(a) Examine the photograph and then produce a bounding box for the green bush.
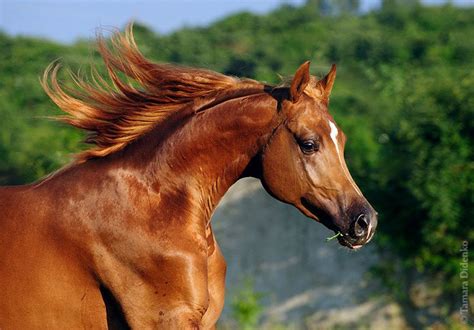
[231,279,264,330]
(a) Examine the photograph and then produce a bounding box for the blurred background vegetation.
[0,0,473,327]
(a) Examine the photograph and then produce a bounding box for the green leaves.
[231,278,264,330]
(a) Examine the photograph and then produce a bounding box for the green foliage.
[0,33,86,184]
[231,279,264,330]
[0,1,472,313]
[370,65,474,292]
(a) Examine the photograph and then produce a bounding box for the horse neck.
[133,92,279,223]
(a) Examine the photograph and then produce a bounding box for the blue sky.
[0,0,472,44]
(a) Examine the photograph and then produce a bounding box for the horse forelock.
[41,24,263,162]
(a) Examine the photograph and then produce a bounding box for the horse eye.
[299,139,319,154]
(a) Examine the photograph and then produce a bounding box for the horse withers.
[0,27,377,329]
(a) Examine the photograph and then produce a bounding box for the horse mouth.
[300,198,356,249]
[336,234,363,250]
[335,221,376,250]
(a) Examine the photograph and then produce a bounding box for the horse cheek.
[260,128,303,204]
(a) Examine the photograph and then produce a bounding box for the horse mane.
[41,25,262,162]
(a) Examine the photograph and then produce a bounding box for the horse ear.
[289,61,311,103]
[316,64,337,100]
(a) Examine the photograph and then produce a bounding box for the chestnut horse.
[0,27,377,329]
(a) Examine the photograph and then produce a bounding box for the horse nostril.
[353,213,369,237]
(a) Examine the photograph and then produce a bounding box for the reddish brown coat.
[0,26,377,329]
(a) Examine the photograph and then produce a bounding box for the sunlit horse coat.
[0,26,377,329]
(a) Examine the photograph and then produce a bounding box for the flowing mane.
[41,25,262,161]
[3,35,378,328]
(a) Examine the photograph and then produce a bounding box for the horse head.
[258,62,377,249]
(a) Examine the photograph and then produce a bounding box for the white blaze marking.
[328,120,363,197]
[329,121,340,156]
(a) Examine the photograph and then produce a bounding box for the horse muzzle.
[336,209,378,249]
[300,197,378,249]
